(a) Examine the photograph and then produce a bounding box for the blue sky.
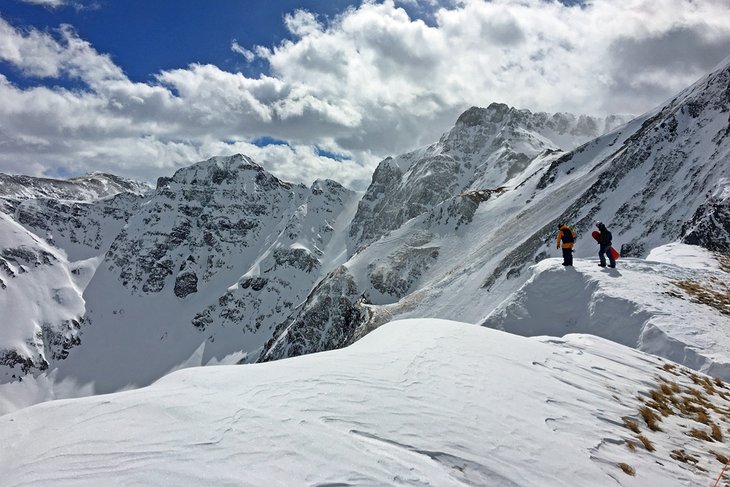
[1,0,361,83]
[0,0,728,188]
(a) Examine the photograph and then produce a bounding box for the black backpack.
[561,226,574,244]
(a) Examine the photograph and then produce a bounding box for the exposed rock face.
[174,271,199,299]
[682,197,730,253]
[0,214,94,381]
[259,266,367,362]
[368,234,440,299]
[105,155,293,295]
[50,155,361,392]
[14,193,143,261]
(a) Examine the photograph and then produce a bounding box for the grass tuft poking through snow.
[617,462,636,476]
[637,434,655,451]
[689,428,714,442]
[712,423,724,442]
[711,450,729,464]
[623,417,641,434]
[672,279,730,315]
[621,363,730,479]
[717,253,730,274]
[640,405,663,431]
[671,449,702,467]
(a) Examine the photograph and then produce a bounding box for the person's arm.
[556,230,562,249]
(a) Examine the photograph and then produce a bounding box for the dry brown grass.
[696,408,711,425]
[661,363,681,376]
[703,377,717,396]
[623,418,641,434]
[687,388,713,408]
[716,377,726,388]
[626,439,637,452]
[647,398,673,417]
[688,428,713,441]
[659,381,681,395]
[712,422,724,442]
[640,406,663,431]
[711,450,729,464]
[637,434,655,451]
[671,449,700,464]
[673,279,730,315]
[716,253,730,274]
[617,463,635,476]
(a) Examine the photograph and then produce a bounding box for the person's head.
[596,221,605,230]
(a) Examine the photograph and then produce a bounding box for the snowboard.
[591,231,620,261]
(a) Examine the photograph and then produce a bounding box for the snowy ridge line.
[482,245,730,379]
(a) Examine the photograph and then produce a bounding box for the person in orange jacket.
[556,223,576,266]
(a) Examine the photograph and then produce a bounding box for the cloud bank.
[1,0,729,189]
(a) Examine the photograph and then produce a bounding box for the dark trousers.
[599,244,616,267]
[562,247,573,266]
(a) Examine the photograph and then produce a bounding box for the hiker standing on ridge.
[556,223,576,266]
[595,221,616,268]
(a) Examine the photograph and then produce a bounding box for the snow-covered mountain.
[0,172,150,203]
[348,104,630,253]
[44,154,359,393]
[0,174,150,382]
[263,54,729,364]
[0,57,728,427]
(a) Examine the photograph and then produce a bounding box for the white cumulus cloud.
[0,0,729,190]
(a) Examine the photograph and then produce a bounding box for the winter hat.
[595,221,603,227]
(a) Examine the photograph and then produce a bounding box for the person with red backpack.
[595,221,616,268]
[556,223,576,266]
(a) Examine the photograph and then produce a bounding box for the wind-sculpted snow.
[3,319,730,486]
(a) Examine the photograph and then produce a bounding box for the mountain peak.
[455,104,512,127]
[157,153,293,191]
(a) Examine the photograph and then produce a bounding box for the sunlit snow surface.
[0,318,725,486]
[482,243,730,378]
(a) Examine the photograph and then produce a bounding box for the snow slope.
[0,174,148,380]
[0,212,93,380]
[482,244,730,379]
[2,319,729,486]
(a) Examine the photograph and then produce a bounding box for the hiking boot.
[598,264,606,267]
[608,264,616,268]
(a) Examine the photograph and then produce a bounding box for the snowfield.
[482,243,730,380]
[2,318,729,486]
